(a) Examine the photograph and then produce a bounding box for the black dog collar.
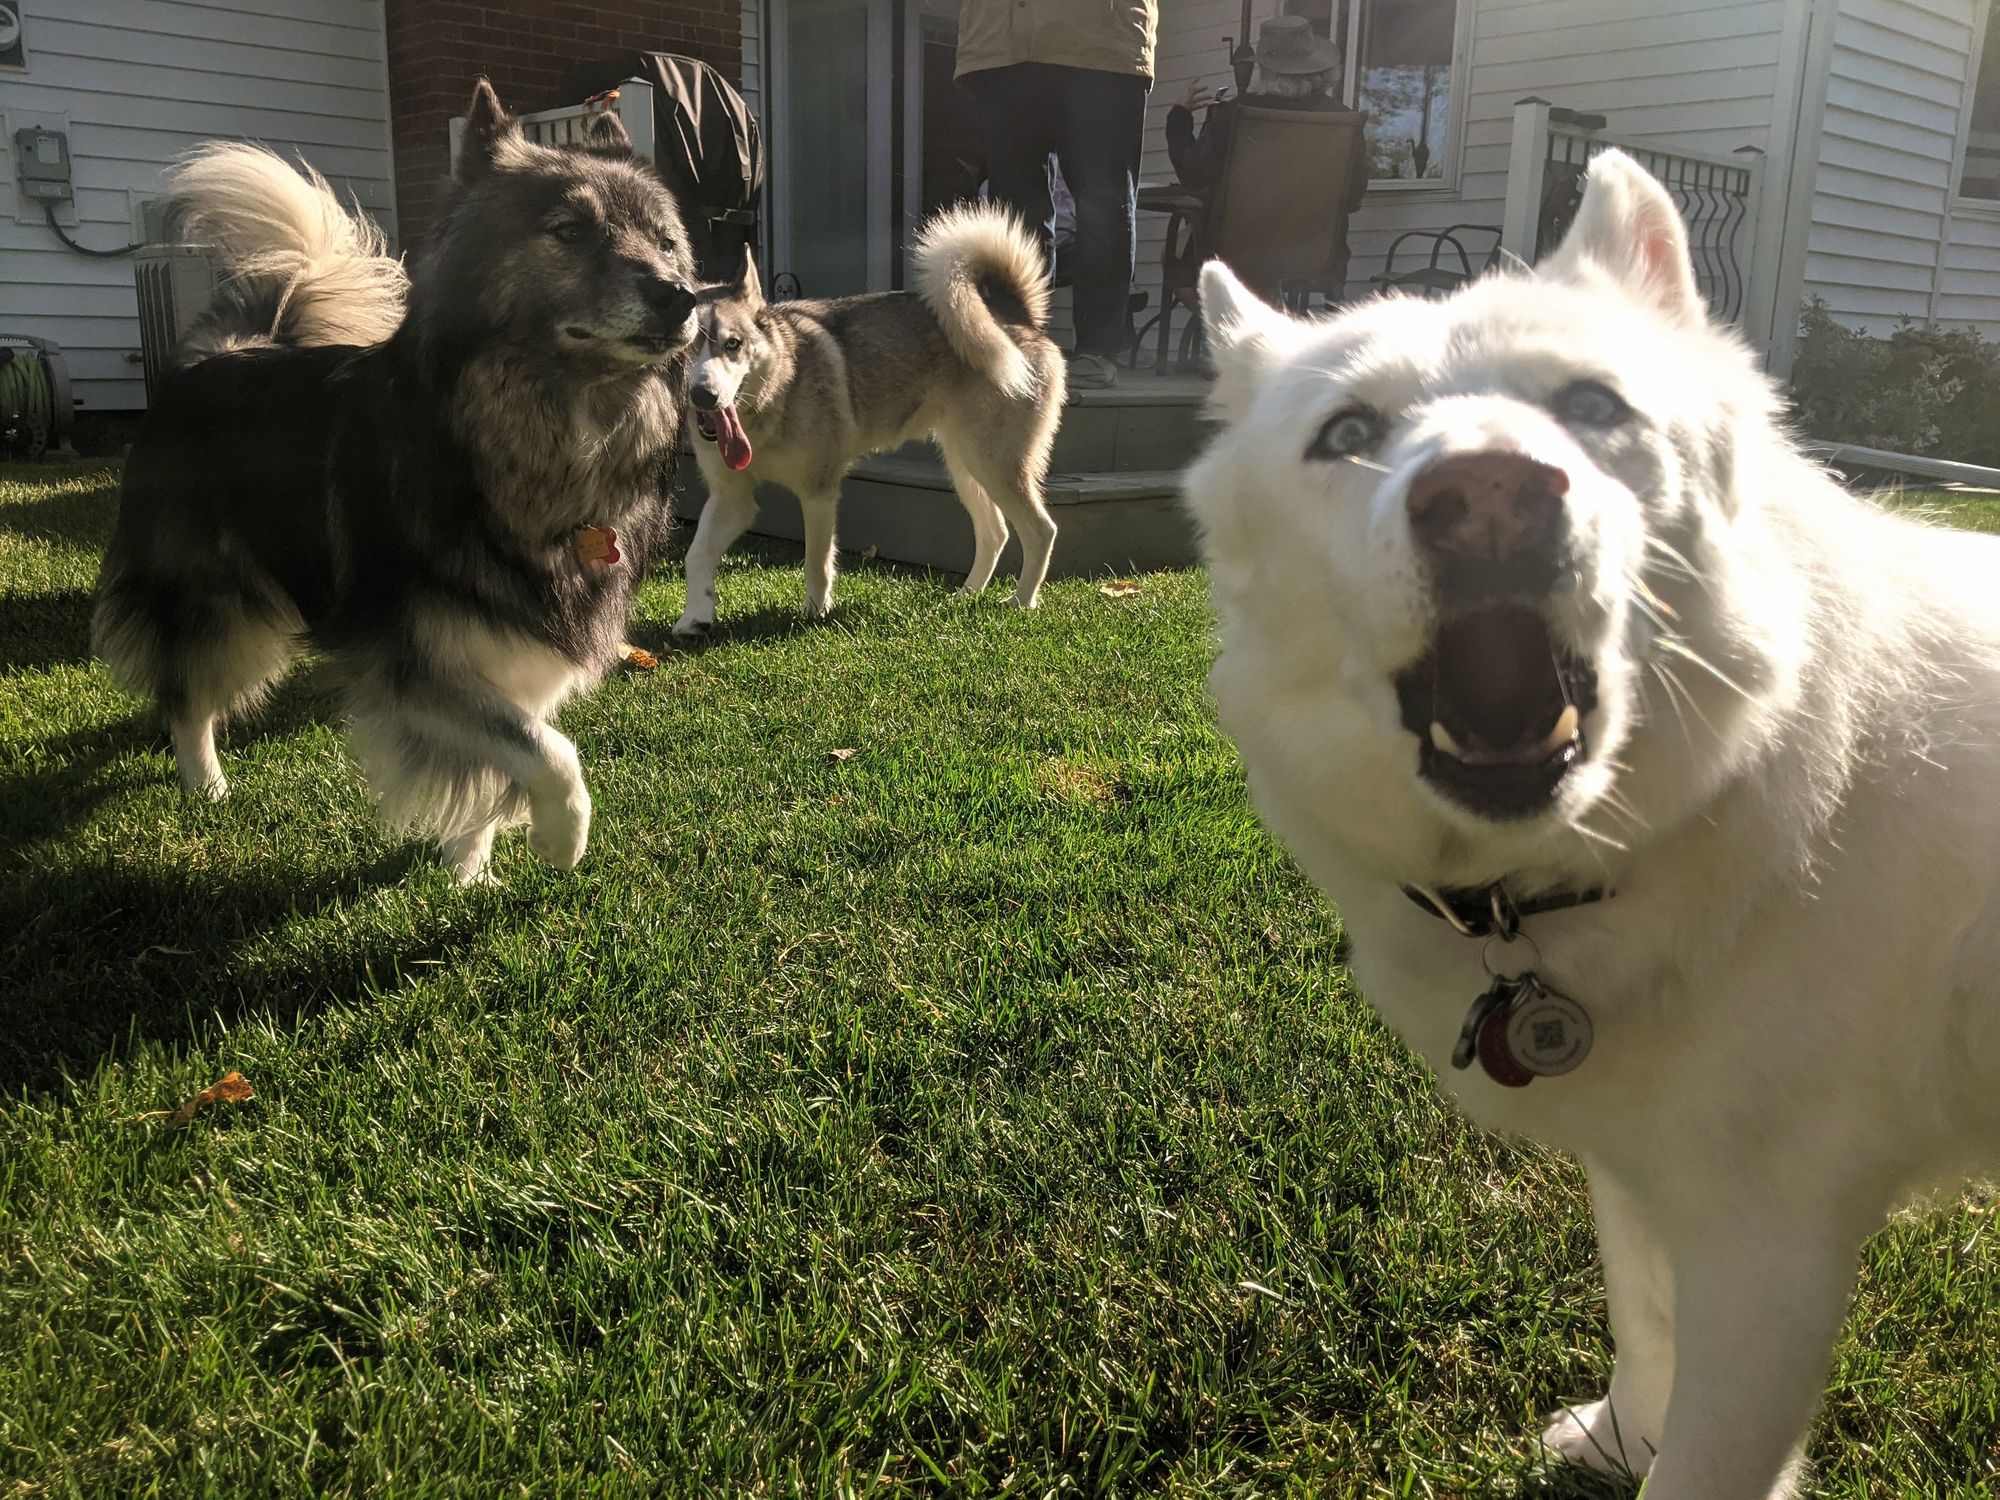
[1402,882,1612,940]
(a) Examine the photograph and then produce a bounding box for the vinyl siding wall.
[1803,0,1985,332]
[0,0,396,413]
[1146,0,1793,303]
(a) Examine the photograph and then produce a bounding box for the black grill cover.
[564,53,764,284]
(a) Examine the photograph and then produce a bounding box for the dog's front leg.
[674,471,759,637]
[799,491,839,618]
[1543,1163,1673,1480]
[1637,1183,1873,1500]
[388,686,592,876]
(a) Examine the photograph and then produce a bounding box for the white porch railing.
[1500,97,1767,337]
[447,80,657,173]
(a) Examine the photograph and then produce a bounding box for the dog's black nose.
[689,386,720,411]
[643,278,696,324]
[1407,450,1570,593]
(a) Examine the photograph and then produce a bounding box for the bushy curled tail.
[168,142,408,361]
[912,202,1052,398]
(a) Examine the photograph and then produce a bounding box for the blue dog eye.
[1554,380,1630,428]
[1308,407,1384,460]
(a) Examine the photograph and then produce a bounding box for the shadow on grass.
[0,843,498,1095]
[3,669,342,846]
[0,589,93,674]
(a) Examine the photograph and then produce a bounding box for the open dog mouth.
[693,406,754,471]
[1394,605,1597,820]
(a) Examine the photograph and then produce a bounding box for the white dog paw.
[528,789,591,871]
[1541,1399,1653,1479]
[183,771,229,801]
[671,612,713,639]
[803,596,832,620]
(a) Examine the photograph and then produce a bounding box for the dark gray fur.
[92,82,698,880]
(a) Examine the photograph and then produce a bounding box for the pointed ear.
[1200,261,1290,422]
[1540,149,1703,325]
[737,250,763,305]
[456,78,519,185]
[585,108,632,154]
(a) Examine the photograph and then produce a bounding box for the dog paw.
[803,596,832,620]
[528,787,592,870]
[1541,1400,1653,1479]
[1008,592,1041,610]
[181,769,229,801]
[671,613,713,639]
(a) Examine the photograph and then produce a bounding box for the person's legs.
[966,64,1058,265]
[1055,67,1147,361]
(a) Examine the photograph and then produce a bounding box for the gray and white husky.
[674,204,1066,635]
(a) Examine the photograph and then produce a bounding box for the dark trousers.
[964,62,1148,358]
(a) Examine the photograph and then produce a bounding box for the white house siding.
[1144,0,1792,304]
[1798,0,1979,331]
[739,0,762,124]
[0,0,396,412]
[1937,205,2000,332]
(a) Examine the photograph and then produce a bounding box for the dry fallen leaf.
[166,1071,255,1130]
[1099,579,1141,598]
[144,945,193,957]
[621,645,660,671]
[860,544,879,561]
[827,747,859,764]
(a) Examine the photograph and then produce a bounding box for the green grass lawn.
[2,462,1994,1497]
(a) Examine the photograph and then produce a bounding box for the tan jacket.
[954,0,1158,82]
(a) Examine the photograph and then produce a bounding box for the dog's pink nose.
[1406,451,1570,565]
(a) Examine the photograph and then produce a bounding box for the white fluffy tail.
[912,203,1052,398]
[168,142,408,357]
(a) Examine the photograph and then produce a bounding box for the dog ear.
[585,109,632,154]
[736,249,764,306]
[1540,150,1703,325]
[456,78,522,185]
[1200,261,1290,423]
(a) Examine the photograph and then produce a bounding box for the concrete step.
[675,456,1197,579]
[1052,375,1215,473]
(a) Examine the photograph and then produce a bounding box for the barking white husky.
[1186,149,2000,1497]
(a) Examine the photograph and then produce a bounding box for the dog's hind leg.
[939,443,1010,596]
[674,469,760,637]
[953,446,1057,609]
[799,490,840,619]
[94,570,301,799]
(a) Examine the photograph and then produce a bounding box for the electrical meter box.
[14,126,73,204]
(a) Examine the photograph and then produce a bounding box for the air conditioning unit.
[132,244,221,404]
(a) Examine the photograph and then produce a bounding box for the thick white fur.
[168,142,408,349]
[1186,150,2000,1497]
[911,202,1052,398]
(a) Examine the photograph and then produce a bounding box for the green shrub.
[1786,298,2000,466]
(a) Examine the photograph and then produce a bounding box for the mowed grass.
[1,462,1994,1498]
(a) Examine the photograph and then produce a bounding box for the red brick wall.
[386,0,744,250]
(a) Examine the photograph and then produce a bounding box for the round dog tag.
[1503,979,1593,1077]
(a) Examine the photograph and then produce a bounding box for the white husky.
[1186,149,2000,1497]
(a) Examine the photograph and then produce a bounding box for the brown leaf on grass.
[1099,579,1141,598]
[860,544,880,561]
[166,1072,255,1129]
[621,645,660,671]
[826,747,859,764]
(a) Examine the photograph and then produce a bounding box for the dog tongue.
[716,406,753,471]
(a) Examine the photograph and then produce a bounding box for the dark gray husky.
[94,82,696,882]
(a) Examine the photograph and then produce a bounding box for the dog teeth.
[1539,704,1582,756]
[1430,720,1467,758]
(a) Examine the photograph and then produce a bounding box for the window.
[1960,5,2000,200]
[1283,0,1462,184]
